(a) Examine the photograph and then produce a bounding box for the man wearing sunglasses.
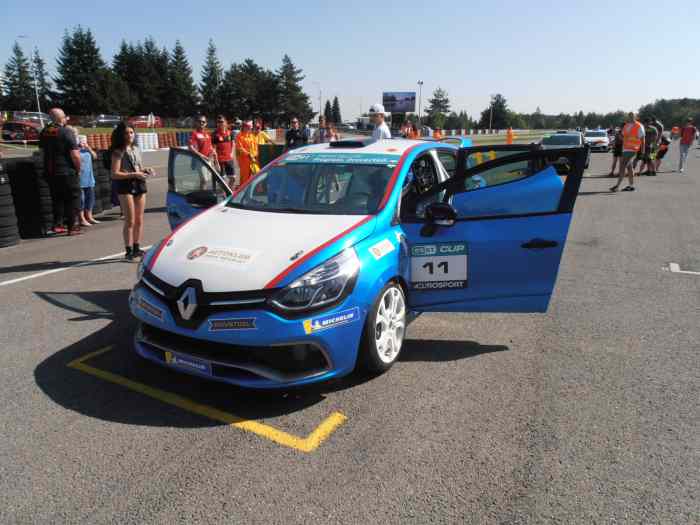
[212,115,236,188]
[189,116,216,164]
[285,117,307,150]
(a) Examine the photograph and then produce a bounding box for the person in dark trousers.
[39,108,82,235]
[285,117,307,150]
[111,122,154,261]
[211,115,236,188]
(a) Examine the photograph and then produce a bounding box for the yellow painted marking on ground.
[67,346,347,452]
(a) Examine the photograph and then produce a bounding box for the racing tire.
[360,281,407,373]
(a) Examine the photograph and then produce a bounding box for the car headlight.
[271,249,361,312]
[136,258,145,282]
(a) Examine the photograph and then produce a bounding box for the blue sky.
[2,0,698,119]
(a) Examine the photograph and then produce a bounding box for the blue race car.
[129,138,586,388]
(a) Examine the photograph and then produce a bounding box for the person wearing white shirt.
[369,104,391,142]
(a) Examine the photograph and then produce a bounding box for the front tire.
[360,282,407,373]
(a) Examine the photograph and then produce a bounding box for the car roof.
[292,138,428,157]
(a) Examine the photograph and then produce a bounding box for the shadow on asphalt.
[145,206,166,214]
[34,288,507,429]
[0,258,127,275]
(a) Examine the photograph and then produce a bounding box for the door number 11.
[422,261,449,275]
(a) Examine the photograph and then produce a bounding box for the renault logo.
[177,287,197,320]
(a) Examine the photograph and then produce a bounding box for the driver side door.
[166,148,231,230]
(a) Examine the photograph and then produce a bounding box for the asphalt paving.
[0,145,698,524]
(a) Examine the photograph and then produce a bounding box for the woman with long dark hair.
[110,123,153,261]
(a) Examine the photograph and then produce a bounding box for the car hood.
[150,205,375,292]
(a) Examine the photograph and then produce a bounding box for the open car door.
[166,148,232,230]
[400,144,586,313]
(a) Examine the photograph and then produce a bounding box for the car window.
[436,150,456,177]
[231,162,393,215]
[171,151,218,194]
[401,154,442,219]
[462,155,532,192]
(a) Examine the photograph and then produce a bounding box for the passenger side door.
[166,148,231,230]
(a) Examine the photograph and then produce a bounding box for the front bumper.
[587,142,609,151]
[128,285,367,388]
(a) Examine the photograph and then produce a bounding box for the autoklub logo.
[187,246,208,260]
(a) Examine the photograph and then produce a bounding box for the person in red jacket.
[189,115,217,189]
[678,118,697,173]
[211,115,236,188]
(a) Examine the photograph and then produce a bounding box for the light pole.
[18,35,43,125]
[312,81,322,122]
[417,80,423,124]
[488,94,496,132]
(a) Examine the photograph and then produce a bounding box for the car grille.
[137,322,331,382]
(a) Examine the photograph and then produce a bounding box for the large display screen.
[382,92,416,113]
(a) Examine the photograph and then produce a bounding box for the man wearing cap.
[369,103,391,142]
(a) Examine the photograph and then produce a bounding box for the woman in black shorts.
[110,123,154,260]
[607,123,624,176]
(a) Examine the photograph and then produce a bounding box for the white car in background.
[583,130,610,152]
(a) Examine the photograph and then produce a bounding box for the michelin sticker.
[410,242,468,289]
[303,307,360,334]
[209,318,256,331]
[369,239,395,260]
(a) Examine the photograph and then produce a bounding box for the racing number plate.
[410,242,468,290]
[164,351,212,376]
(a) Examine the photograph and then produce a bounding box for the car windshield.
[585,131,607,137]
[230,161,395,215]
[542,135,581,146]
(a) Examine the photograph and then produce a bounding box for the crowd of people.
[609,113,697,192]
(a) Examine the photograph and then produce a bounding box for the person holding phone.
[111,122,153,261]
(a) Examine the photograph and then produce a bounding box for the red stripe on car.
[264,215,373,289]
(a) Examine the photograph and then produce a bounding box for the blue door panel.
[166,192,201,230]
[402,213,572,312]
[451,166,563,218]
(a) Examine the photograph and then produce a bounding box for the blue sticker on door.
[410,242,468,289]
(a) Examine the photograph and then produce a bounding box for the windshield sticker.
[303,307,360,334]
[209,318,257,331]
[186,246,257,265]
[410,242,468,290]
[369,238,395,261]
[284,152,400,166]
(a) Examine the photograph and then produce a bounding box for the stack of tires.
[32,153,55,235]
[0,162,20,248]
[95,155,113,214]
[5,155,54,238]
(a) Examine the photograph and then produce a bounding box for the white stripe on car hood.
[151,205,372,292]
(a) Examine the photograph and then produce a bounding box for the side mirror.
[186,190,218,208]
[420,202,458,237]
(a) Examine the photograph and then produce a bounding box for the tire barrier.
[95,158,113,213]
[3,155,53,238]
[0,162,20,248]
[135,132,159,151]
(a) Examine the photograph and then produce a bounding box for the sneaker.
[125,249,134,262]
[132,246,145,258]
[53,226,67,234]
[88,218,101,224]
[68,227,83,235]
[80,221,92,227]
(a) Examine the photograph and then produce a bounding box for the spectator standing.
[235,120,258,186]
[111,123,154,261]
[76,133,99,226]
[189,116,216,163]
[254,119,274,145]
[611,112,644,192]
[313,116,338,143]
[369,104,391,142]
[39,108,82,235]
[407,122,420,139]
[212,115,236,188]
[286,118,307,150]
[655,133,671,172]
[678,118,697,173]
[651,115,664,145]
[639,118,658,176]
[608,123,624,177]
[302,122,312,143]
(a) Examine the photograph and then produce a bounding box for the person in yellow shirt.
[235,121,259,187]
[254,118,274,145]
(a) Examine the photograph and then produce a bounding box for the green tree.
[94,68,136,114]
[2,42,35,110]
[478,94,509,129]
[444,111,461,130]
[426,87,450,127]
[276,54,314,124]
[200,40,223,117]
[54,27,106,114]
[219,59,280,124]
[324,100,333,122]
[141,38,170,115]
[31,48,53,111]
[167,40,198,117]
[331,96,342,124]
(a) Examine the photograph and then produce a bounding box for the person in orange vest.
[407,122,420,140]
[432,128,443,140]
[611,112,645,192]
[235,120,258,187]
[506,127,514,144]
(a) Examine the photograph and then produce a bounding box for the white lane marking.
[0,245,152,288]
[664,262,700,276]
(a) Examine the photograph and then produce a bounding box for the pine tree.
[426,87,451,127]
[331,96,342,124]
[54,27,106,114]
[219,59,280,124]
[31,48,52,111]
[478,94,509,129]
[94,68,136,114]
[140,38,170,115]
[167,40,198,117]
[276,55,314,124]
[324,100,333,122]
[200,40,223,117]
[2,42,35,110]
